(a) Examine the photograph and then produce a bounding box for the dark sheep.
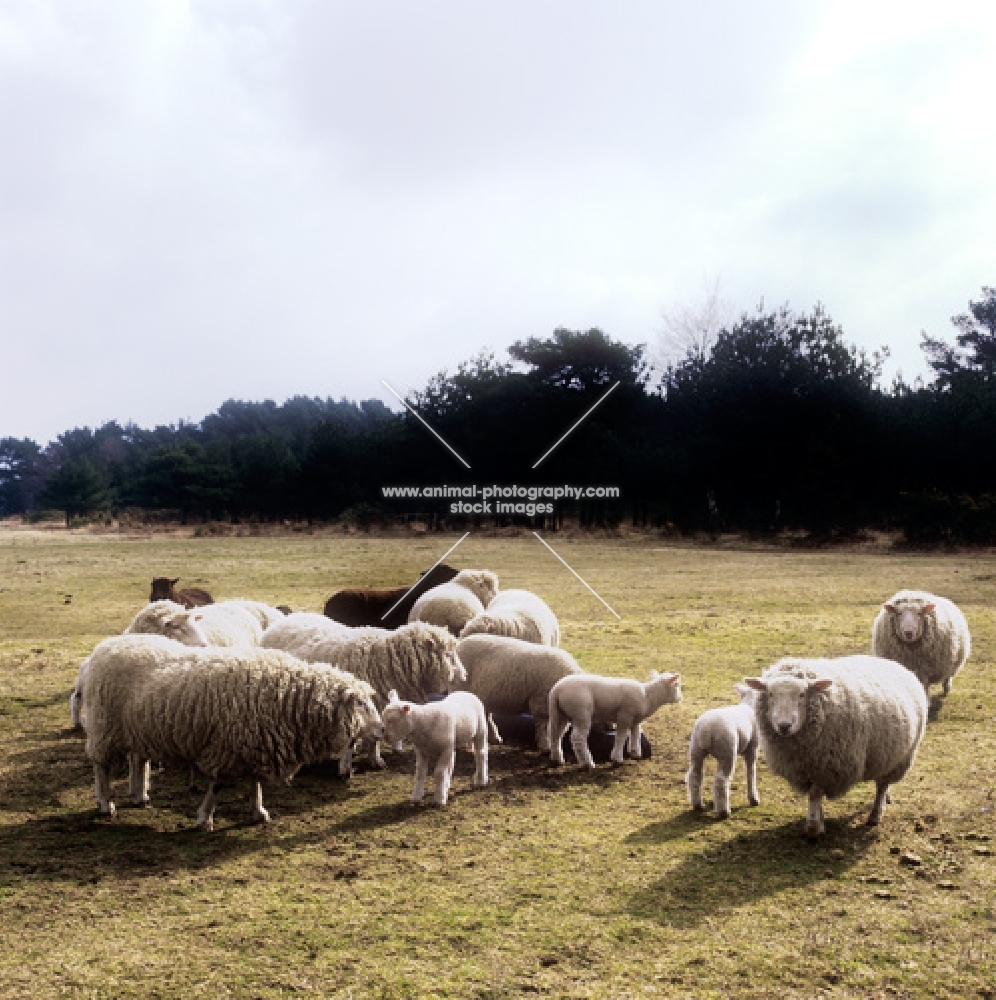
[149,577,215,609]
[323,564,459,629]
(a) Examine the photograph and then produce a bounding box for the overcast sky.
[2,0,994,444]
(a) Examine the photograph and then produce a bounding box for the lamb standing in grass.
[458,589,560,646]
[744,655,928,837]
[408,569,500,636]
[871,589,971,697]
[455,634,584,751]
[81,633,382,829]
[686,684,759,818]
[548,671,682,768]
[379,689,488,805]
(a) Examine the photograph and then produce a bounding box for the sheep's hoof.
[371,757,387,770]
[690,802,705,812]
[805,821,824,839]
[748,796,760,807]
[99,802,116,818]
[716,809,731,820]
[252,807,271,825]
[865,814,882,827]
[134,796,151,809]
[197,816,214,832]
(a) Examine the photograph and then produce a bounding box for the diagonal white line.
[382,380,471,469]
[532,532,621,619]
[532,380,620,469]
[381,532,471,621]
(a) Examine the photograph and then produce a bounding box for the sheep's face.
[746,675,832,736]
[163,613,209,647]
[885,601,935,644]
[650,670,682,704]
[356,696,384,741]
[381,694,415,743]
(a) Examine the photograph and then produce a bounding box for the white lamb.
[379,689,488,805]
[686,684,759,818]
[458,589,560,646]
[871,589,971,697]
[548,671,682,768]
[455,634,585,751]
[407,569,500,636]
[262,615,467,772]
[80,633,382,829]
[745,655,928,837]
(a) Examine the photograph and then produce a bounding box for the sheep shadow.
[625,813,876,929]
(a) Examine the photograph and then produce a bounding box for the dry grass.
[1,527,994,999]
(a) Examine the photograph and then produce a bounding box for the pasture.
[0,527,993,999]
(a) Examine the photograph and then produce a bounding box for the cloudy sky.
[2,0,994,444]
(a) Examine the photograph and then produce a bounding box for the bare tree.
[652,277,735,374]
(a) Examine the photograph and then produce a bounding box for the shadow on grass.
[626,813,877,929]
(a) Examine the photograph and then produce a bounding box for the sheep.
[744,655,928,837]
[686,684,759,817]
[162,600,286,647]
[149,577,214,608]
[458,589,560,646]
[454,634,583,751]
[380,689,488,805]
[408,569,500,636]
[871,589,971,697]
[80,633,382,830]
[324,563,459,629]
[548,671,682,768]
[262,615,467,772]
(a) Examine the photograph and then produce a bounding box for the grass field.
[1,525,994,999]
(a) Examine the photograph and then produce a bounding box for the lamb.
[324,563,459,629]
[548,671,682,768]
[149,577,214,608]
[80,633,382,830]
[408,569,500,636]
[744,655,928,837]
[380,689,488,805]
[871,589,971,697]
[454,634,584,751]
[262,615,467,771]
[686,684,759,817]
[458,589,560,646]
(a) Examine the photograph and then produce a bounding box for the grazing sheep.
[548,671,682,768]
[871,589,971,697]
[380,689,488,805]
[262,616,466,771]
[324,564,459,629]
[744,655,928,837]
[81,633,381,829]
[455,634,583,751]
[686,684,759,817]
[459,589,560,646]
[409,569,500,636]
[150,577,214,608]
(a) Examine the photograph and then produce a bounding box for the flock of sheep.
[69,570,971,839]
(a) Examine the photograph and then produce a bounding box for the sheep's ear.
[883,602,896,612]
[193,614,203,622]
[809,679,833,693]
[734,682,749,697]
[402,704,411,715]
[387,689,399,703]
[171,577,180,585]
[668,672,681,684]
[923,602,936,614]
[650,669,660,679]
[744,677,766,692]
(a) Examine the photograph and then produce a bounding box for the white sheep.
[454,634,584,751]
[80,633,382,830]
[162,599,288,647]
[548,670,682,768]
[871,589,971,697]
[262,615,467,772]
[744,655,928,837]
[686,684,759,817]
[379,689,488,805]
[407,569,500,636]
[458,589,560,646]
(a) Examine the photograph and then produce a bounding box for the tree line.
[3,287,995,541]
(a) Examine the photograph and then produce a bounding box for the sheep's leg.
[128,754,151,806]
[867,780,890,826]
[628,722,644,759]
[338,743,354,778]
[570,723,595,769]
[487,713,503,744]
[685,749,705,811]
[744,744,760,807]
[472,732,489,788]
[942,676,953,696]
[70,688,82,729]
[434,748,456,806]
[393,739,404,753]
[250,781,271,824]
[610,726,629,764]
[806,790,825,838]
[367,738,387,770]
[549,717,570,766]
[411,749,429,803]
[196,782,219,832]
[94,763,115,817]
